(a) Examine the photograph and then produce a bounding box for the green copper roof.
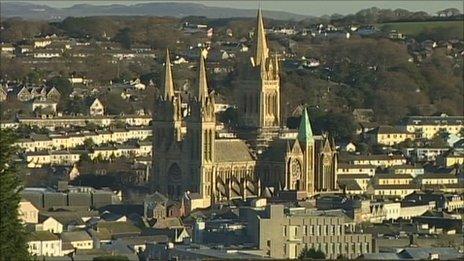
[298,108,313,142]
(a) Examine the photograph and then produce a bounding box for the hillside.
[380,20,463,40]
[0,2,309,21]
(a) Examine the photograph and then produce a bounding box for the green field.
[380,20,463,37]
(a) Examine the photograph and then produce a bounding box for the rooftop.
[61,230,92,242]
[28,231,59,242]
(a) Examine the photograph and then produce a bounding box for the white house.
[27,231,62,257]
[89,98,105,116]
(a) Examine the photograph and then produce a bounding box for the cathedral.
[152,9,337,208]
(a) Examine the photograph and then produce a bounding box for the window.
[303,226,308,236]
[283,226,287,237]
[267,240,271,247]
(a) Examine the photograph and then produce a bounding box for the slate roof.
[366,125,409,134]
[372,184,420,190]
[349,154,405,161]
[153,217,183,229]
[214,139,254,162]
[390,164,423,170]
[337,163,377,169]
[97,221,141,236]
[40,210,99,226]
[88,227,112,241]
[399,247,463,260]
[401,115,464,126]
[337,174,371,179]
[338,180,363,191]
[420,173,458,179]
[61,230,92,242]
[360,253,402,260]
[28,231,59,241]
[375,173,414,179]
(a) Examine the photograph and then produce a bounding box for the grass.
[379,20,463,36]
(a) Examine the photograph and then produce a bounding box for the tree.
[46,76,73,98]
[437,8,461,17]
[114,27,132,49]
[299,246,326,260]
[83,138,95,150]
[93,255,129,261]
[0,129,30,260]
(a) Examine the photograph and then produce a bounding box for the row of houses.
[15,127,152,152]
[3,114,151,129]
[363,114,464,146]
[24,141,152,168]
[338,170,463,198]
[20,184,189,258]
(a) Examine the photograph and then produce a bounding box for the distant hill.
[1,2,310,21]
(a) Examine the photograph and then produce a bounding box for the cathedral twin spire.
[195,52,210,104]
[255,8,269,67]
[163,49,175,100]
[162,48,211,105]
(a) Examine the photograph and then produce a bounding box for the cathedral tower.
[184,51,216,201]
[153,49,183,194]
[238,9,280,131]
[315,133,338,191]
[297,108,315,195]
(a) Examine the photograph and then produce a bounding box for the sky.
[9,0,464,16]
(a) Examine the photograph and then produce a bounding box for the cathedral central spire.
[196,51,209,103]
[163,48,175,100]
[255,8,269,67]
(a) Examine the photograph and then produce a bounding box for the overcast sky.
[11,1,464,16]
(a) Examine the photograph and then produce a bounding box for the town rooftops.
[420,173,458,179]
[29,133,51,141]
[88,227,111,241]
[61,230,92,242]
[366,125,410,134]
[398,247,463,260]
[375,173,414,179]
[400,115,464,126]
[338,180,363,191]
[337,163,377,169]
[349,154,405,161]
[214,139,254,162]
[28,231,59,241]
[96,221,141,236]
[338,174,371,179]
[372,184,420,189]
[389,164,423,170]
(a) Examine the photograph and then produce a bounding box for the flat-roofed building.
[337,164,376,176]
[388,164,424,177]
[398,114,464,139]
[366,126,415,146]
[245,204,374,259]
[348,154,406,168]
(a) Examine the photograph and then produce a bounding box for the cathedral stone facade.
[153,10,337,208]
